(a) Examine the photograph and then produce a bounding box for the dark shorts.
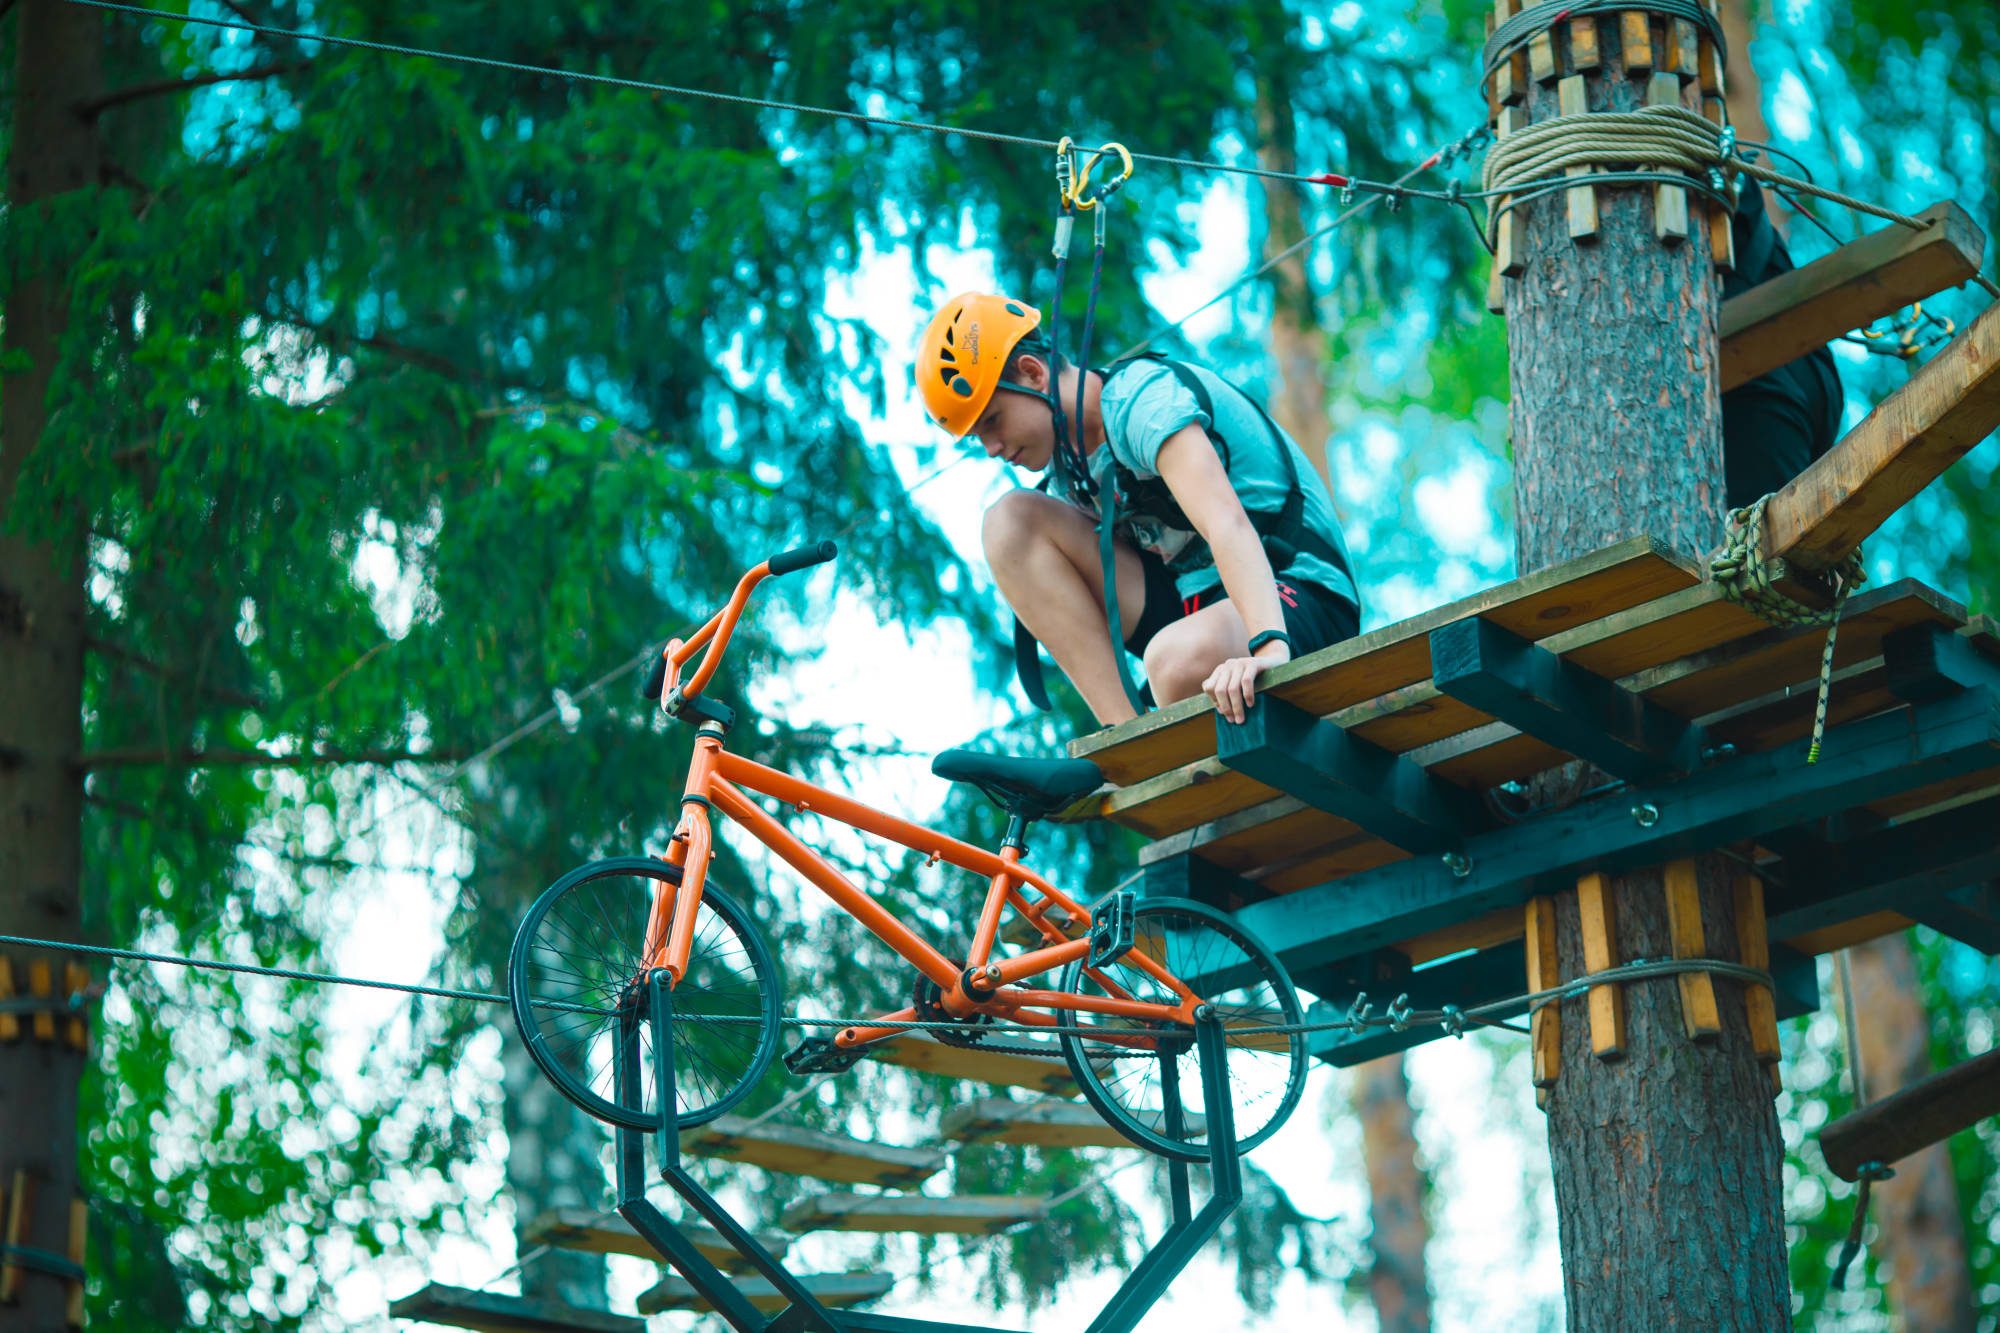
[1123,551,1360,659]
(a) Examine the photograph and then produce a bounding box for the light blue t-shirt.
[1095,360,1360,612]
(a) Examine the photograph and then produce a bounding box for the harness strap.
[1093,446,1151,716]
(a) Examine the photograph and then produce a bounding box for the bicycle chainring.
[912,966,994,1049]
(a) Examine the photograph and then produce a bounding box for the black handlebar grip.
[640,651,669,701]
[767,541,838,577]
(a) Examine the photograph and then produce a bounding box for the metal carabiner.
[1073,141,1134,211]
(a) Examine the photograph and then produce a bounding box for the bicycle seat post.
[1001,812,1030,851]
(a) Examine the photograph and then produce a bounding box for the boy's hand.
[1203,643,1289,725]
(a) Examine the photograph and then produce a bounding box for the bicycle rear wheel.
[1055,898,1305,1162]
[509,856,781,1131]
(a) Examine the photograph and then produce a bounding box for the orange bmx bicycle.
[507,543,1307,1161]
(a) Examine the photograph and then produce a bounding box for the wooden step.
[678,1115,945,1188]
[519,1207,791,1272]
[862,1032,1078,1096]
[938,1097,1204,1148]
[635,1271,893,1315]
[940,1097,1134,1148]
[389,1282,642,1333]
[779,1192,1049,1235]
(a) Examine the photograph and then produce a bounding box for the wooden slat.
[389,1283,643,1333]
[1620,11,1653,71]
[520,1208,790,1271]
[1560,76,1598,241]
[1072,536,1702,789]
[862,1032,1078,1096]
[637,1272,893,1316]
[941,1097,1139,1149]
[0,958,17,1042]
[1646,74,1690,243]
[1719,202,1985,392]
[780,1192,1047,1236]
[1526,897,1561,1101]
[1820,1047,2000,1181]
[679,1116,945,1188]
[1733,874,1782,1065]
[1761,298,2000,573]
[1576,871,1627,1060]
[1663,859,1722,1040]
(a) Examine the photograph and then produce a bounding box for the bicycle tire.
[1055,898,1306,1162]
[508,856,781,1131]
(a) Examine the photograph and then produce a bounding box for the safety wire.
[1828,950,1890,1290]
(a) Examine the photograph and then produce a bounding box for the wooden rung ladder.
[519,1207,792,1272]
[861,1032,1079,1096]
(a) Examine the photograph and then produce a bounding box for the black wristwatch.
[1247,629,1292,656]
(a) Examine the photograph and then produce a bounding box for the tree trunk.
[1844,935,1975,1331]
[1255,81,1335,491]
[1501,17,1789,1329]
[1353,1056,1434,1333]
[0,4,100,1329]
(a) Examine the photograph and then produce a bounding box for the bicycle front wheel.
[508,856,781,1131]
[1055,898,1305,1162]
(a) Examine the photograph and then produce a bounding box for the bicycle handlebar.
[641,541,839,706]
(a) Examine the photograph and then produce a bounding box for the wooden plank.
[0,958,17,1042]
[638,1271,893,1316]
[1560,76,1598,241]
[1489,104,1527,313]
[941,1097,1141,1149]
[1663,859,1721,1040]
[863,1032,1077,1096]
[520,1208,791,1271]
[1567,15,1600,70]
[1670,17,1700,76]
[1647,74,1689,244]
[780,1192,1048,1236]
[28,960,54,1043]
[63,963,87,1053]
[0,1170,30,1303]
[1733,874,1782,1065]
[1397,905,1525,966]
[1820,1048,2000,1182]
[1530,30,1558,83]
[1621,11,1653,70]
[388,1283,644,1333]
[66,1196,85,1329]
[1526,897,1560,1102]
[679,1116,946,1188]
[1576,872,1626,1060]
[1071,536,1701,789]
[1782,911,1913,957]
[1495,0,1527,106]
[1761,298,2000,572]
[1719,201,1985,392]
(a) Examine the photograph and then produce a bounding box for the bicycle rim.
[508,856,781,1131]
[1055,898,1305,1162]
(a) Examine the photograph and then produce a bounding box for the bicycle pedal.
[1086,889,1137,968]
[783,1036,863,1076]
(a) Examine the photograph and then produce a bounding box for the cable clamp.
[1440,1004,1466,1038]
[1345,991,1374,1029]
[1386,993,1413,1032]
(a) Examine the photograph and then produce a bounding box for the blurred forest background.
[2,0,1995,1329]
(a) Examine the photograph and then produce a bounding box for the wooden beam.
[1663,859,1722,1040]
[861,1032,1077,1096]
[1820,1048,2000,1181]
[520,1208,791,1271]
[1762,296,2000,572]
[1719,201,1985,392]
[1576,872,1627,1060]
[941,1097,1148,1149]
[1526,896,1561,1106]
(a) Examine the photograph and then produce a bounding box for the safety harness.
[1013,354,1356,715]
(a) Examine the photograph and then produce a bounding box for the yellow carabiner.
[1055,135,1079,210]
[1072,141,1134,211]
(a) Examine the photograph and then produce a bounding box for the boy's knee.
[1143,634,1211,704]
[981,489,1049,564]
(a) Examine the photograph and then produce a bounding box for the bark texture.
[1845,935,1975,1332]
[1503,19,1787,1330]
[1354,1055,1434,1333]
[1255,82,1335,491]
[0,5,100,1330]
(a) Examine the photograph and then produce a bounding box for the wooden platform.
[520,1207,790,1272]
[940,1097,1135,1148]
[860,1031,1079,1096]
[1064,536,2000,1065]
[636,1271,894,1316]
[389,1283,642,1333]
[679,1116,946,1188]
[779,1192,1050,1235]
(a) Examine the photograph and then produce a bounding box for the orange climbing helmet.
[916,293,1045,437]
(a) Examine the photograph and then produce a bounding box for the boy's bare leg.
[982,490,1151,726]
[1142,601,1250,707]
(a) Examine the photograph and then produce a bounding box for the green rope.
[1710,495,1867,764]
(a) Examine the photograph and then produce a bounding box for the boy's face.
[968,354,1056,472]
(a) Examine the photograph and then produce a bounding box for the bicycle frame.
[646,729,1204,1048]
